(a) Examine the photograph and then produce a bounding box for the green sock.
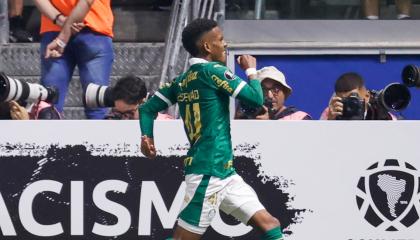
[261,226,283,240]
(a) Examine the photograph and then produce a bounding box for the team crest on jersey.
[224,70,235,80]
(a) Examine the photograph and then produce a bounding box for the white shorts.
[177,174,265,235]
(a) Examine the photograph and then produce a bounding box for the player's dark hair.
[112,75,147,105]
[182,18,218,57]
[335,72,365,93]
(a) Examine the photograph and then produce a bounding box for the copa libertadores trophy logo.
[356,159,420,231]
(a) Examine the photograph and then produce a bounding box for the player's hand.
[328,96,343,120]
[237,55,257,70]
[45,38,66,59]
[256,106,269,120]
[141,135,156,159]
[9,101,30,120]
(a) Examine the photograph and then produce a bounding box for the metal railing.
[0,0,9,45]
[255,0,266,20]
[159,0,225,87]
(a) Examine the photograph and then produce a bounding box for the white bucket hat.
[256,66,292,97]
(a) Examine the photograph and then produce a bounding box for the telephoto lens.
[84,83,114,108]
[374,83,411,112]
[0,72,58,103]
[402,65,420,88]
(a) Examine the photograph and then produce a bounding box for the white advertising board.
[0,120,419,240]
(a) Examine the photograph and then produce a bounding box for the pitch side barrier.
[0,120,419,239]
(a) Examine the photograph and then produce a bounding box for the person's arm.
[56,0,94,43]
[209,55,263,107]
[45,0,94,58]
[139,82,177,159]
[33,0,65,25]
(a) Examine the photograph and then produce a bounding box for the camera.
[402,65,420,88]
[237,98,274,119]
[0,72,58,103]
[370,83,411,112]
[84,83,114,108]
[338,83,410,120]
[337,92,365,120]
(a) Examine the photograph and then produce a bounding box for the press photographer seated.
[0,73,61,120]
[321,72,399,120]
[85,75,172,120]
[236,66,311,120]
[0,100,61,120]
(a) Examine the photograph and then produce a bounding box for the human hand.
[141,135,156,159]
[237,55,257,71]
[327,96,343,120]
[256,106,270,120]
[9,101,30,120]
[56,15,85,34]
[71,22,86,35]
[55,14,67,28]
[45,38,67,58]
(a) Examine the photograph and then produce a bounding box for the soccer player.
[139,18,283,240]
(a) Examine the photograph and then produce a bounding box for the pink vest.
[156,113,174,120]
[320,107,398,120]
[30,101,62,120]
[278,111,310,120]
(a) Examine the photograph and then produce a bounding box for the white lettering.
[0,193,16,235]
[19,180,63,236]
[71,181,84,235]
[138,181,185,235]
[2,180,251,237]
[211,210,252,236]
[92,180,130,236]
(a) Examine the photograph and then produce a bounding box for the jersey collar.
[189,58,209,66]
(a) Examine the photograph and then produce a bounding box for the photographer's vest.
[319,107,398,120]
[273,106,312,120]
[30,101,61,120]
[40,0,114,37]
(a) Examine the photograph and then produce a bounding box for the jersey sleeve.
[139,82,177,138]
[207,63,263,107]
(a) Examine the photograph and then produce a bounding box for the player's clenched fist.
[237,55,257,70]
[141,135,156,159]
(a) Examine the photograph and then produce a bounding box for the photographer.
[103,75,173,120]
[0,100,61,120]
[322,72,396,120]
[0,73,61,120]
[236,66,311,120]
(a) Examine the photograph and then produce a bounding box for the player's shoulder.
[158,77,179,92]
[204,62,236,82]
[206,61,229,71]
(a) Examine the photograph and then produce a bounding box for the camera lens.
[0,72,57,103]
[402,65,420,88]
[84,83,114,108]
[0,73,10,101]
[380,83,411,111]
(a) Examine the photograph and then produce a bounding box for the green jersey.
[140,59,263,179]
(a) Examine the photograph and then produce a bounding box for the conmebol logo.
[356,159,420,231]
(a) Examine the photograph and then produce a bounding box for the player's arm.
[139,82,176,158]
[209,55,263,107]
